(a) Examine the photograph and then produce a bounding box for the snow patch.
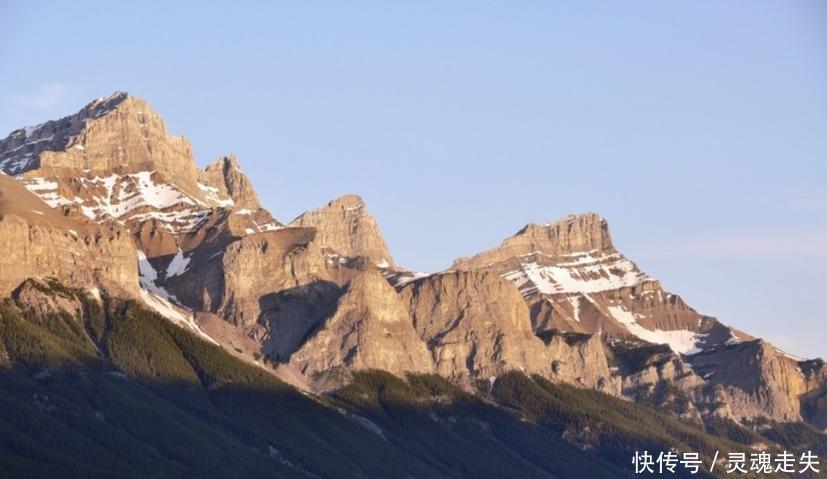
[256,222,282,232]
[776,348,804,362]
[23,123,45,138]
[165,250,191,277]
[393,271,431,287]
[725,331,742,345]
[607,305,705,355]
[137,250,217,345]
[197,182,235,207]
[23,172,214,233]
[568,296,581,322]
[502,253,650,297]
[23,177,58,191]
[88,287,101,301]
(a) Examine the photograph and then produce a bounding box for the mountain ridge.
[0,91,824,436]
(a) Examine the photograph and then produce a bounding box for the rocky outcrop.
[218,227,326,326]
[608,340,706,422]
[12,278,88,319]
[400,271,550,385]
[198,154,261,210]
[290,195,394,267]
[452,213,614,270]
[0,174,138,297]
[799,360,827,430]
[541,331,621,395]
[688,340,820,422]
[288,270,433,387]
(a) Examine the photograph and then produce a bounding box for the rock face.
[688,340,825,423]
[543,332,621,396]
[288,270,433,386]
[198,155,261,210]
[0,174,138,297]
[400,271,549,385]
[453,213,614,268]
[607,340,707,422]
[799,360,827,431]
[398,270,621,393]
[219,227,327,326]
[290,195,394,267]
[12,278,90,319]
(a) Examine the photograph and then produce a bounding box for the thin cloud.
[780,198,827,210]
[728,197,827,210]
[7,82,70,108]
[645,232,827,258]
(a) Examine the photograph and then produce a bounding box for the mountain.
[450,213,827,425]
[0,92,824,477]
[451,213,732,351]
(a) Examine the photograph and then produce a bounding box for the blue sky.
[1,2,825,358]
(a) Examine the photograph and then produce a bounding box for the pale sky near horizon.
[1,2,825,359]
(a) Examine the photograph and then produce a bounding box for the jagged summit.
[200,154,261,210]
[1,93,277,239]
[517,211,613,252]
[0,91,131,175]
[83,91,131,115]
[326,194,365,209]
[0,90,197,180]
[290,193,394,267]
[453,212,615,271]
[452,212,726,357]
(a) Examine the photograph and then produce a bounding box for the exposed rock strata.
[0,174,138,297]
[0,92,823,432]
[290,195,394,267]
[289,270,433,386]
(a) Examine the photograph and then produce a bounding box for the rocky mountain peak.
[328,194,365,209]
[517,212,613,253]
[2,93,270,239]
[289,194,394,267]
[0,91,191,176]
[452,212,614,271]
[84,91,131,114]
[1,92,114,174]
[199,154,261,210]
